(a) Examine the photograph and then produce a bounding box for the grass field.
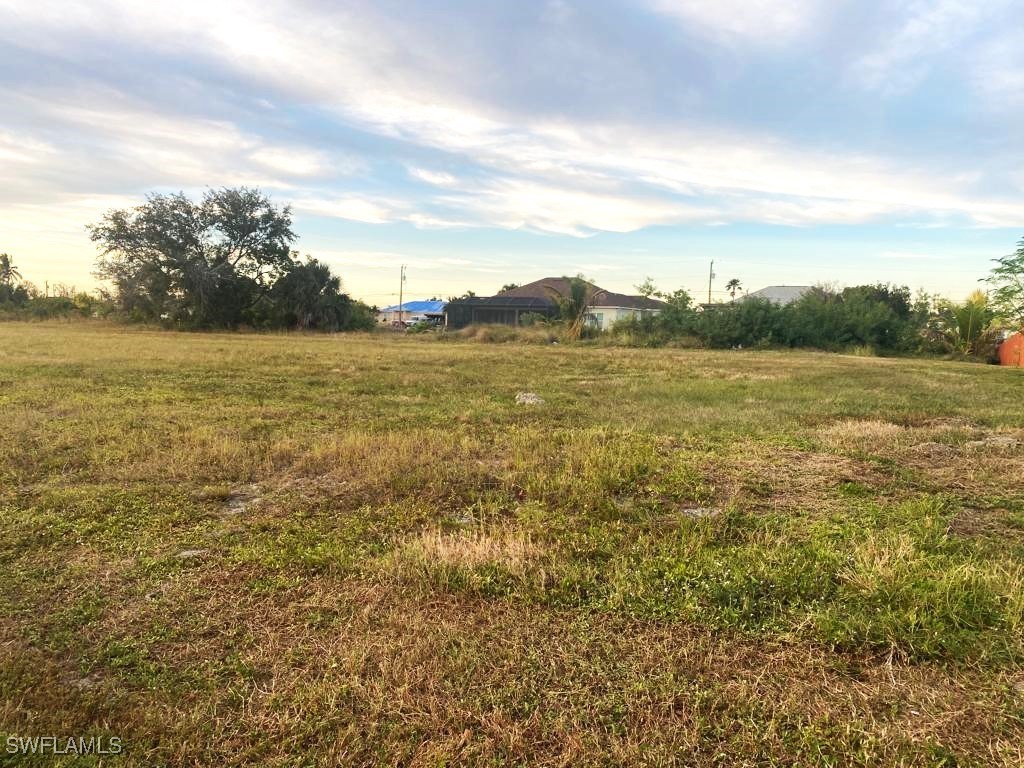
[2,322,1024,766]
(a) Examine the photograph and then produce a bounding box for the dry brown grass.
[384,528,546,580]
[819,418,909,450]
[703,442,893,514]
[951,506,1024,542]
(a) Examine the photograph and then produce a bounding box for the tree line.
[609,248,1024,357]
[2,187,375,330]
[533,241,1024,357]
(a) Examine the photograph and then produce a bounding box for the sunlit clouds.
[1,0,1021,299]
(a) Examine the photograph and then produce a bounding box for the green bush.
[609,283,933,354]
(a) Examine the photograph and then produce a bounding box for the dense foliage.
[986,238,1024,330]
[88,188,373,330]
[0,253,30,309]
[612,283,1000,356]
[2,254,104,319]
[251,257,375,331]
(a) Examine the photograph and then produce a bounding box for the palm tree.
[941,290,994,356]
[725,278,742,301]
[546,275,594,340]
[0,253,21,286]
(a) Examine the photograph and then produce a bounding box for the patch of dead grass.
[708,443,892,511]
[950,507,1024,543]
[695,366,787,382]
[819,419,908,451]
[383,528,546,582]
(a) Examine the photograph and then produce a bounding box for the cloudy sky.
[2,0,1022,303]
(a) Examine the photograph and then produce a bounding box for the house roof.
[497,277,665,310]
[448,296,557,310]
[379,299,447,313]
[592,290,666,310]
[742,285,812,306]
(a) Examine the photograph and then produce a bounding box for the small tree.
[655,288,696,333]
[0,253,30,307]
[546,275,594,340]
[926,291,994,357]
[0,253,21,286]
[634,277,657,298]
[725,278,742,301]
[499,283,520,293]
[986,238,1024,330]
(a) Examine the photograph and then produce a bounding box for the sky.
[1,0,1022,305]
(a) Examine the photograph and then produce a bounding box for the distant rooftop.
[379,299,446,314]
[742,285,812,306]
[497,277,666,310]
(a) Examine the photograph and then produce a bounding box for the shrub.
[453,324,561,344]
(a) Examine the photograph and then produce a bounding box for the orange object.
[999,332,1024,367]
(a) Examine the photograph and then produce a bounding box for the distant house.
[377,299,446,325]
[443,277,665,330]
[741,285,812,305]
[584,291,666,331]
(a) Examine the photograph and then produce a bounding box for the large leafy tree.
[89,188,296,327]
[986,238,1024,329]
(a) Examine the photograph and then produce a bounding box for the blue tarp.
[380,300,447,313]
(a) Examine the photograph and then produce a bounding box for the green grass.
[2,321,1024,766]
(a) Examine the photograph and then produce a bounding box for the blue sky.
[1,0,1022,304]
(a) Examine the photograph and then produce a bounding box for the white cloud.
[293,197,396,224]
[848,0,1005,94]
[644,0,821,42]
[0,131,56,164]
[0,89,302,193]
[436,178,706,236]
[249,147,329,177]
[408,167,459,187]
[404,212,470,230]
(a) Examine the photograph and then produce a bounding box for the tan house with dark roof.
[444,277,665,330]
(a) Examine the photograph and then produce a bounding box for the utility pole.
[397,265,406,326]
[707,260,715,305]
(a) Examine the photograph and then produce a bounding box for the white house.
[585,299,664,331]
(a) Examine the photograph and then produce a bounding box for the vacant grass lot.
[2,322,1023,766]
